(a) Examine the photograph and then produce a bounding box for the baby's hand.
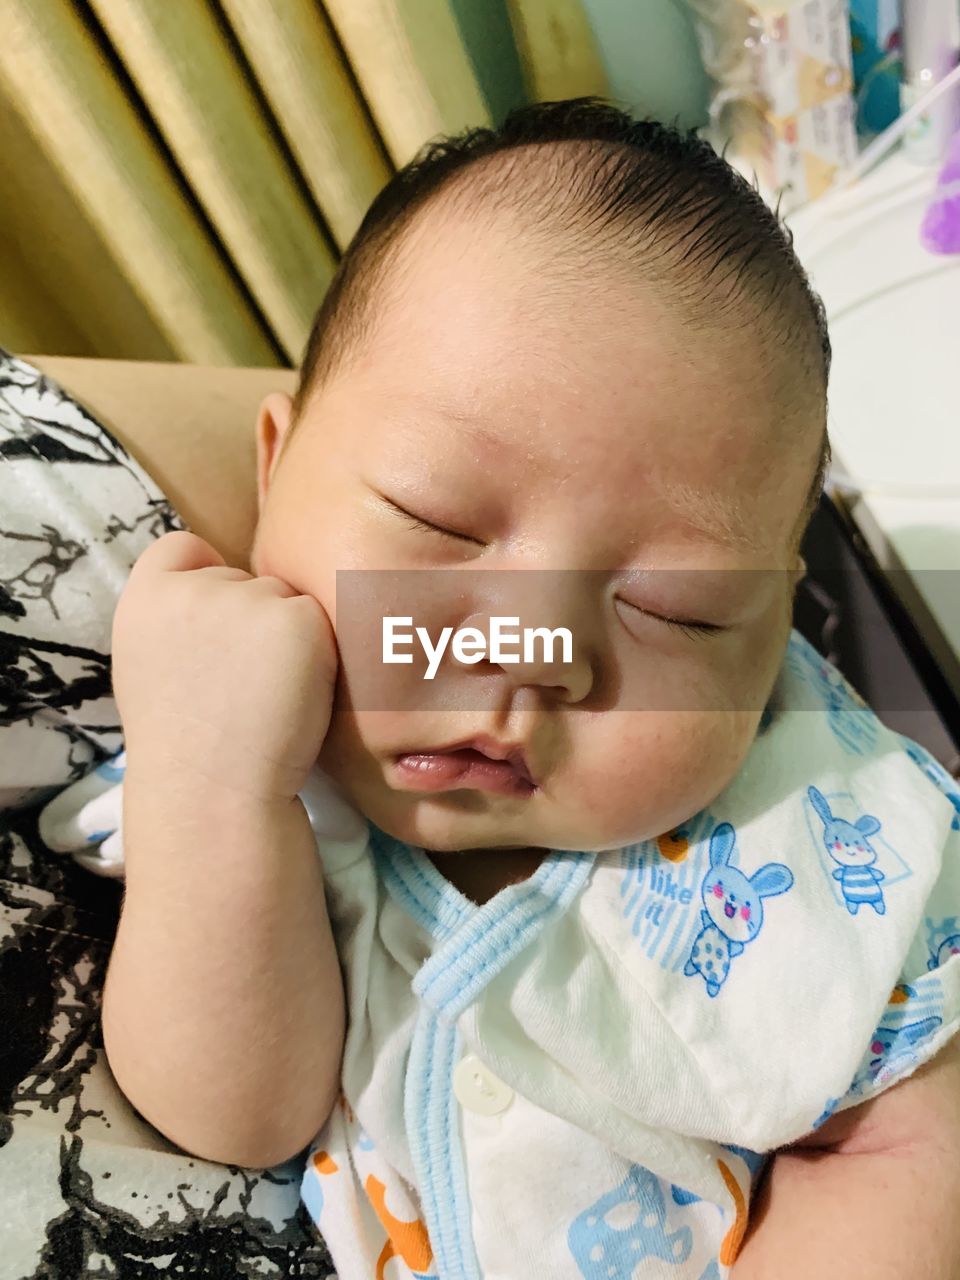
[112,530,337,800]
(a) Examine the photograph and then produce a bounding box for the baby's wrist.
[120,755,315,886]
[122,726,310,806]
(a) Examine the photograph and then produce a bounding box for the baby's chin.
[334,775,658,855]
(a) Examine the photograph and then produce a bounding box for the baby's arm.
[102,532,344,1169]
[734,1033,960,1279]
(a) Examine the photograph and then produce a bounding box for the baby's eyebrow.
[390,396,517,460]
[658,481,762,552]
[389,394,768,552]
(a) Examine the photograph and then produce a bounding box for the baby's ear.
[255,392,294,512]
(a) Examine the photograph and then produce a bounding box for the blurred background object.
[899,0,960,163]
[0,0,711,365]
[850,0,902,137]
[706,0,960,212]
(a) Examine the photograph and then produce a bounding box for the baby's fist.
[112,531,337,800]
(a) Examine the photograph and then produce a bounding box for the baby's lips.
[435,734,538,787]
[392,748,537,797]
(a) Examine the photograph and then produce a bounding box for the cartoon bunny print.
[850,1017,942,1095]
[807,786,885,916]
[926,918,960,971]
[684,823,794,998]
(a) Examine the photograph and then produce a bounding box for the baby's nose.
[458,603,594,703]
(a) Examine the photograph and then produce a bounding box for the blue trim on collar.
[370,824,593,1020]
[415,851,593,1019]
[405,1009,480,1279]
[371,826,473,942]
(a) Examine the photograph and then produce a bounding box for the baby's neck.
[425,846,547,905]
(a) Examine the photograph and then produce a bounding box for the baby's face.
[252,209,818,854]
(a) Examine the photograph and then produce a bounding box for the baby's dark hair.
[294,97,832,522]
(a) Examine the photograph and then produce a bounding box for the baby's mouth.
[391,736,537,797]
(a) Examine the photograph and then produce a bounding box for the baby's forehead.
[385,239,795,429]
[341,213,811,437]
[307,178,825,554]
[299,123,828,460]
[391,195,800,379]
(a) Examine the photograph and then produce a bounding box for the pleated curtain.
[0,0,609,366]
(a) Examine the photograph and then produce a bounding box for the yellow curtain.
[0,0,609,366]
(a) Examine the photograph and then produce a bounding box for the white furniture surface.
[787,149,960,700]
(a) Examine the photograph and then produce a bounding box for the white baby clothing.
[41,631,960,1280]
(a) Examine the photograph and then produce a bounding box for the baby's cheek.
[570,709,755,845]
[655,709,757,803]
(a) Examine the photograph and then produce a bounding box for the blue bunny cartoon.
[808,786,885,916]
[850,1016,942,1094]
[931,934,960,970]
[683,823,793,998]
[926,918,960,971]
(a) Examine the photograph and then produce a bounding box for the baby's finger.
[129,529,231,579]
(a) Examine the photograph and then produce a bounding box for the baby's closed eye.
[378,491,485,547]
[614,595,726,640]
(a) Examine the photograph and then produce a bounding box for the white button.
[452,1054,514,1115]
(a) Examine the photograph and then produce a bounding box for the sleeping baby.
[42,99,960,1278]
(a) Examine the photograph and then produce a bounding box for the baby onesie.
[41,631,960,1279]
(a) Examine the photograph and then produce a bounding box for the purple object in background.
[921,130,960,253]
